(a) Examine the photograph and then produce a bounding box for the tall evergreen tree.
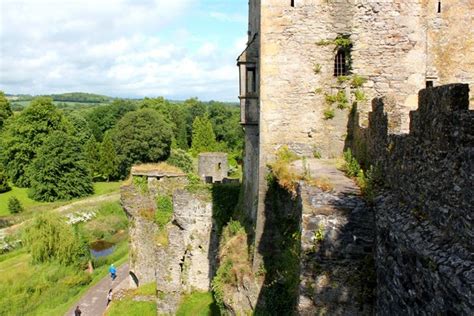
[99,132,118,181]
[190,115,218,155]
[84,137,100,177]
[28,131,93,202]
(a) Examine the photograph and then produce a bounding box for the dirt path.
[65,263,130,316]
[0,193,120,238]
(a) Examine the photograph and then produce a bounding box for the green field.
[0,201,129,315]
[0,181,123,217]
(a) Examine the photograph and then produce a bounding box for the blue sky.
[0,0,248,101]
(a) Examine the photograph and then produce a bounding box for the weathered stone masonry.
[350,84,473,314]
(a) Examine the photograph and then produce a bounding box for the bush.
[166,148,193,173]
[8,197,23,214]
[0,169,10,193]
[23,213,90,266]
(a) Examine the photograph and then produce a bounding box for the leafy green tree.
[23,212,90,266]
[8,197,23,214]
[113,109,173,178]
[84,137,100,177]
[0,91,13,131]
[2,97,68,187]
[0,167,10,193]
[99,132,118,181]
[28,131,93,202]
[65,112,94,144]
[190,115,218,155]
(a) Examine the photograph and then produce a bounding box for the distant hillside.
[7,92,113,103]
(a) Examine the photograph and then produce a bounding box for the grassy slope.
[176,292,220,316]
[0,181,122,216]
[0,199,129,315]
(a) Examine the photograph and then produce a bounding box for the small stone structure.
[198,152,228,183]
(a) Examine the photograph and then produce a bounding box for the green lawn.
[0,181,123,216]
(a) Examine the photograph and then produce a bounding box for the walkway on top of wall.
[293,158,375,315]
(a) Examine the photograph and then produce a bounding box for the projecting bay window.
[237,61,258,125]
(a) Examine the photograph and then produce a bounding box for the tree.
[2,97,68,187]
[8,197,23,214]
[84,137,100,177]
[0,167,10,193]
[28,131,93,202]
[184,98,207,146]
[23,212,90,266]
[190,115,218,155]
[65,112,94,144]
[113,109,173,178]
[85,99,137,141]
[0,91,13,131]
[99,132,118,181]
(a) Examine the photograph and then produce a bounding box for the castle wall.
[426,0,474,107]
[351,84,473,314]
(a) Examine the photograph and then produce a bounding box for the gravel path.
[65,263,130,316]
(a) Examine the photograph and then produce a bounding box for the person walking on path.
[109,264,117,281]
[74,306,81,316]
[106,289,113,307]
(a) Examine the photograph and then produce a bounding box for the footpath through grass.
[0,243,128,316]
[0,181,122,217]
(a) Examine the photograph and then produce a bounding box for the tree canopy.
[113,108,173,178]
[28,131,93,202]
[190,115,218,155]
[2,97,68,187]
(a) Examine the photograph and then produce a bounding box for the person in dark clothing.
[74,306,82,316]
[107,289,113,306]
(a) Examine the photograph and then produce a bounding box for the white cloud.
[0,0,246,100]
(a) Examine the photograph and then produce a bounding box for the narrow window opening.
[426,81,434,88]
[334,50,347,77]
[247,67,256,93]
[291,0,295,7]
[217,163,222,170]
[437,1,441,13]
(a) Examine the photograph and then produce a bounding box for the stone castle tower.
[237,0,474,268]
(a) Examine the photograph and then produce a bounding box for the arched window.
[334,49,347,77]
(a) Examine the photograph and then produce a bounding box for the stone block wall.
[349,84,473,314]
[198,152,229,183]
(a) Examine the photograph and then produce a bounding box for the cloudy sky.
[0,0,248,101]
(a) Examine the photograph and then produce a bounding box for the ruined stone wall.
[350,84,473,314]
[121,175,217,315]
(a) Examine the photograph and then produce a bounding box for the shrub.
[354,89,367,102]
[8,197,23,214]
[351,75,367,88]
[343,149,360,177]
[166,148,193,173]
[323,108,335,120]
